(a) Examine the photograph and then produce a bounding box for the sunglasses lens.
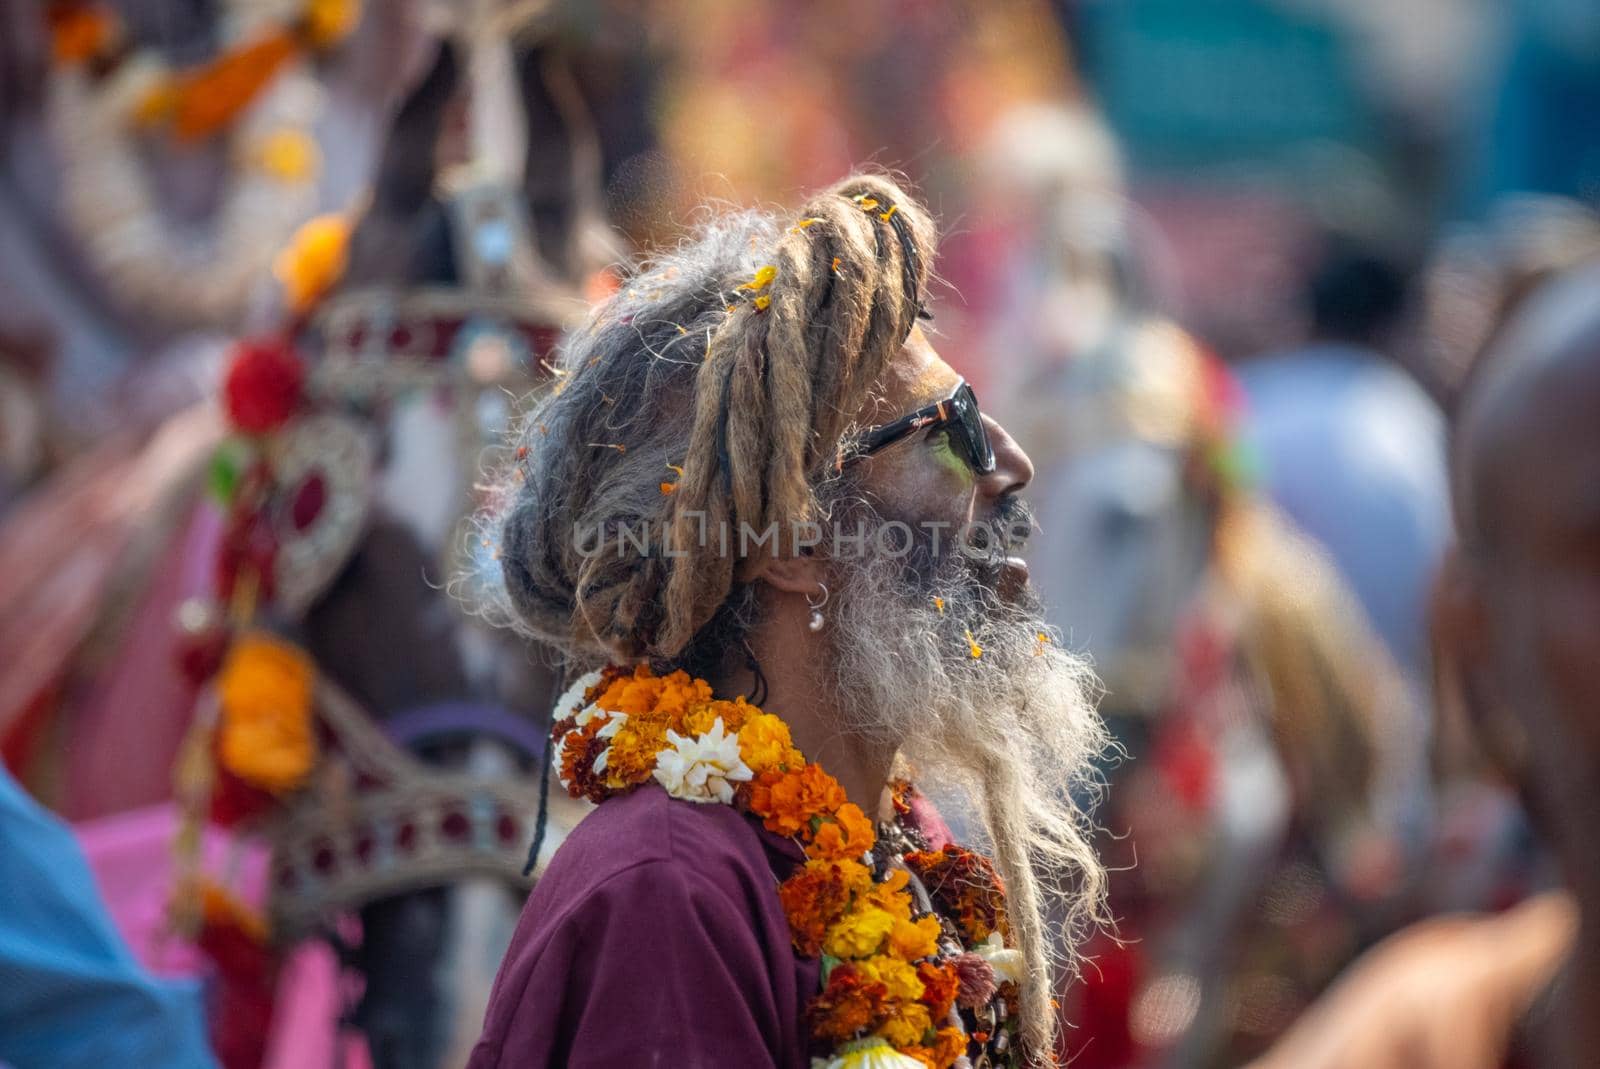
[957,385,996,474]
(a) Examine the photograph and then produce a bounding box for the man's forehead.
[856,327,961,425]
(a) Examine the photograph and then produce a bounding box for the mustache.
[990,494,1035,554]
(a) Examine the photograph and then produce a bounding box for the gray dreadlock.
[480,174,933,666]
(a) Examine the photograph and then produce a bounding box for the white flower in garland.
[975,931,1026,986]
[652,718,753,804]
[816,1037,928,1068]
[555,669,604,721]
[550,669,605,775]
[590,714,628,774]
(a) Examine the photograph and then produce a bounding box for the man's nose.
[978,414,1035,499]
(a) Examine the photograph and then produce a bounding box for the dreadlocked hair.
[475,174,935,667]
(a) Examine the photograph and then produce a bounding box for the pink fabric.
[73,802,366,1069]
[0,407,219,768]
[64,501,221,820]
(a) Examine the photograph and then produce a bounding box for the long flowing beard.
[820,511,1112,1059]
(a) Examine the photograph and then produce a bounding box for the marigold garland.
[273,211,352,315]
[551,663,1030,1068]
[216,632,317,793]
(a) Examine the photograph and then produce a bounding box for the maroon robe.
[467,784,821,1068]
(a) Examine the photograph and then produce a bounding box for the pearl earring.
[806,583,829,632]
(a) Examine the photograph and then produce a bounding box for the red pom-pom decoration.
[222,337,304,434]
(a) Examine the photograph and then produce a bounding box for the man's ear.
[1433,544,1529,784]
[746,552,828,597]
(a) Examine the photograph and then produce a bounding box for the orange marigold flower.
[916,960,961,1020]
[812,801,875,861]
[49,6,116,64]
[863,867,913,915]
[216,632,316,793]
[906,847,1009,943]
[172,31,298,142]
[749,764,845,836]
[598,663,704,717]
[274,213,350,314]
[778,858,869,956]
[558,722,610,802]
[926,1026,968,1068]
[738,712,802,774]
[807,964,889,1042]
[888,778,917,819]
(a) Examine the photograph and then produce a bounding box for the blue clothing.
[0,766,217,1069]
[1238,345,1450,680]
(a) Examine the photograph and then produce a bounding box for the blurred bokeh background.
[1,1,1596,1067]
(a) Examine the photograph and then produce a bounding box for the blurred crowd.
[1,1,1597,1068]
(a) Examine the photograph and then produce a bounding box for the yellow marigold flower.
[753,294,771,311]
[828,857,876,895]
[737,264,778,292]
[601,719,666,789]
[681,699,749,737]
[858,955,925,1001]
[302,0,362,49]
[252,127,319,182]
[876,1002,933,1049]
[274,213,350,314]
[888,914,941,961]
[217,632,317,792]
[824,906,896,959]
[964,628,983,659]
[738,712,802,774]
[813,802,875,861]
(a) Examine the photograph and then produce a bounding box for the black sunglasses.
[843,379,997,475]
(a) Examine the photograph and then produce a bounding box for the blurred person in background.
[1234,239,1446,882]
[1251,257,1600,1069]
[1411,196,1600,918]
[1236,239,1449,687]
[0,763,216,1069]
[985,102,1413,1069]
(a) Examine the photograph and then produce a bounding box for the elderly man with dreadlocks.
[464,175,1109,1069]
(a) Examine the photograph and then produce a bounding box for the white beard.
[820,524,1111,1058]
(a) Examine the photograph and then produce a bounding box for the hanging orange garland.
[46,0,362,143]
